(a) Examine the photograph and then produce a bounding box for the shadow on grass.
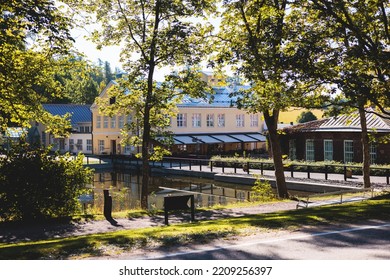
[1,195,389,260]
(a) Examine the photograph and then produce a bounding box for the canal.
[86,169,259,213]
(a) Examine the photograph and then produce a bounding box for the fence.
[84,155,390,185]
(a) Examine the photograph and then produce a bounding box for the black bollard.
[103,189,113,220]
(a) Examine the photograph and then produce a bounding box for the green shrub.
[0,147,93,222]
[250,176,275,202]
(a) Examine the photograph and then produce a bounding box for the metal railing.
[84,155,390,185]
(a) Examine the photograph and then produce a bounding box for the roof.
[178,85,251,108]
[43,104,92,125]
[283,110,390,133]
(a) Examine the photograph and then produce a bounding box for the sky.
[71,9,222,82]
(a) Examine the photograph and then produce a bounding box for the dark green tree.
[297,111,318,123]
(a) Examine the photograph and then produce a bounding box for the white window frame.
[324,139,333,161]
[96,116,101,129]
[192,113,201,127]
[306,139,315,161]
[344,140,354,163]
[69,139,74,151]
[250,114,259,127]
[236,114,245,127]
[103,116,109,128]
[76,139,83,151]
[206,114,214,127]
[110,116,116,128]
[118,115,124,128]
[217,114,225,127]
[177,113,187,127]
[370,143,377,164]
[87,139,92,151]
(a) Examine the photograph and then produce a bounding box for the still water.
[87,170,257,212]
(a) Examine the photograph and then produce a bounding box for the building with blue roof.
[91,72,267,156]
[37,104,93,154]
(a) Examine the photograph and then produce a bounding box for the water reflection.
[89,170,256,212]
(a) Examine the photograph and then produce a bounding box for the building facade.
[91,74,267,156]
[39,104,93,154]
[279,111,390,164]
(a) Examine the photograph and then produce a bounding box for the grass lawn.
[0,193,389,260]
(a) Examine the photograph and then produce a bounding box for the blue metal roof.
[43,104,92,125]
[178,85,251,108]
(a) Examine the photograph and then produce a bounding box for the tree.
[0,0,74,136]
[297,111,318,123]
[66,0,216,209]
[52,56,106,104]
[215,0,325,198]
[307,0,389,188]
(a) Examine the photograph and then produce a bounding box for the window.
[79,126,85,133]
[206,114,214,127]
[98,140,105,153]
[69,139,74,151]
[118,116,124,128]
[306,139,315,161]
[124,145,132,154]
[324,140,333,161]
[96,116,101,128]
[289,139,296,160]
[370,143,377,164]
[76,139,83,151]
[217,114,225,127]
[177,113,187,127]
[250,114,259,127]
[103,116,109,128]
[111,116,116,128]
[85,126,91,133]
[192,113,201,127]
[127,115,132,125]
[344,140,354,163]
[87,139,92,151]
[236,114,245,127]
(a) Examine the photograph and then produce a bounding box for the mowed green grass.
[1,194,389,260]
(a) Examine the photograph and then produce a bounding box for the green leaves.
[0,0,75,135]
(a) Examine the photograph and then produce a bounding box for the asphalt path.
[113,220,390,260]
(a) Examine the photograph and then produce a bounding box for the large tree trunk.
[359,106,371,189]
[264,110,289,198]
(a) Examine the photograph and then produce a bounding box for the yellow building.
[91,74,267,156]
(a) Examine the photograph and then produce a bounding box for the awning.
[242,133,267,142]
[173,135,197,144]
[210,134,240,143]
[227,134,261,142]
[193,135,221,144]
[171,133,266,145]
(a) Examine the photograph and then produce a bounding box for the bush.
[0,147,93,222]
[250,176,275,202]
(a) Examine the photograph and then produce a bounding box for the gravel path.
[0,201,298,244]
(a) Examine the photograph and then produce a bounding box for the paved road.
[113,221,390,260]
